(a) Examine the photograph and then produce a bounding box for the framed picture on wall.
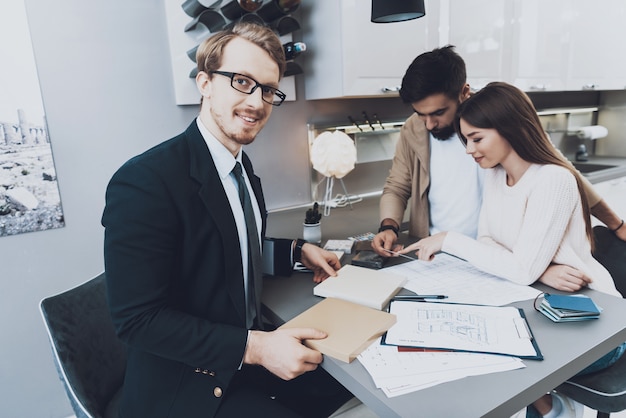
[0,0,65,237]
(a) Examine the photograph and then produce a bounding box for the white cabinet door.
[509,0,568,92]
[303,0,626,99]
[565,0,626,91]
[511,0,626,92]
[303,0,438,100]
[446,0,514,91]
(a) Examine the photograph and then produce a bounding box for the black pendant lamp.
[371,0,425,23]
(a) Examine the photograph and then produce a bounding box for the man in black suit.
[102,22,352,418]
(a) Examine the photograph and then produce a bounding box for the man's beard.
[210,106,266,146]
[430,123,456,140]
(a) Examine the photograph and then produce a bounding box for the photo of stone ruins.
[0,108,65,237]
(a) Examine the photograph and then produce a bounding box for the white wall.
[2,2,192,417]
[3,2,409,417]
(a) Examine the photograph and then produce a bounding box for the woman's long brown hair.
[454,81,594,251]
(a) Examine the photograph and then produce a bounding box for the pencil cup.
[303,222,322,244]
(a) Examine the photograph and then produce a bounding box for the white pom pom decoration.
[310,131,357,179]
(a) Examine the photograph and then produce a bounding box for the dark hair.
[454,81,594,249]
[399,45,466,104]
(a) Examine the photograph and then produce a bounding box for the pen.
[382,248,417,260]
[393,295,448,300]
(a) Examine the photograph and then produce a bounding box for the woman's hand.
[398,232,447,261]
[538,264,592,292]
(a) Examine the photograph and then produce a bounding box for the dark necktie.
[232,162,263,330]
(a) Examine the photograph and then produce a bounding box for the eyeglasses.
[210,71,286,106]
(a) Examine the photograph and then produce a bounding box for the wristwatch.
[294,238,306,263]
[378,224,399,237]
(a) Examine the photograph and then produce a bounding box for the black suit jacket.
[102,120,293,417]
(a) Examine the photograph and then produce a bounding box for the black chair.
[40,272,125,418]
[555,225,626,418]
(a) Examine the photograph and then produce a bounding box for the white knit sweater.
[442,164,620,297]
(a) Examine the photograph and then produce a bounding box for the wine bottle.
[283,41,306,60]
[221,0,263,21]
[257,0,301,23]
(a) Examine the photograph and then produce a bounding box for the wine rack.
[164,0,304,105]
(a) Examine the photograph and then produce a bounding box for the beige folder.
[279,297,397,363]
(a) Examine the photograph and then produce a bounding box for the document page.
[383,300,540,358]
[386,252,541,306]
[358,339,525,397]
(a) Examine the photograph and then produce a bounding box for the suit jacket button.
[214,387,223,398]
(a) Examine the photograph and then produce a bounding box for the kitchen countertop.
[267,155,626,241]
[267,196,384,242]
[569,155,626,183]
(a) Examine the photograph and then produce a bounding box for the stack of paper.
[279,298,397,363]
[538,294,601,322]
[313,264,407,310]
[358,339,525,397]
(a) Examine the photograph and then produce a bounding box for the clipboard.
[381,299,543,360]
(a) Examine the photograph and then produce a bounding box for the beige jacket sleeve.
[380,114,432,238]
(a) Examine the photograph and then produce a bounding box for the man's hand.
[300,243,341,283]
[372,230,403,257]
[244,328,326,380]
[538,264,592,292]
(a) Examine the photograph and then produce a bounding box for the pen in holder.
[303,202,322,244]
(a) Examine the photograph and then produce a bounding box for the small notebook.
[313,264,406,310]
[537,294,601,322]
[279,297,397,363]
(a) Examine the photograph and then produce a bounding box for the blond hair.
[196,22,286,79]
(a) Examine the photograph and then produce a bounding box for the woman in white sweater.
[400,82,624,418]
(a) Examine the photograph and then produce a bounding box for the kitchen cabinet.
[511,0,626,92]
[564,0,626,91]
[509,0,568,92]
[445,0,514,92]
[302,0,439,100]
[302,0,626,100]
